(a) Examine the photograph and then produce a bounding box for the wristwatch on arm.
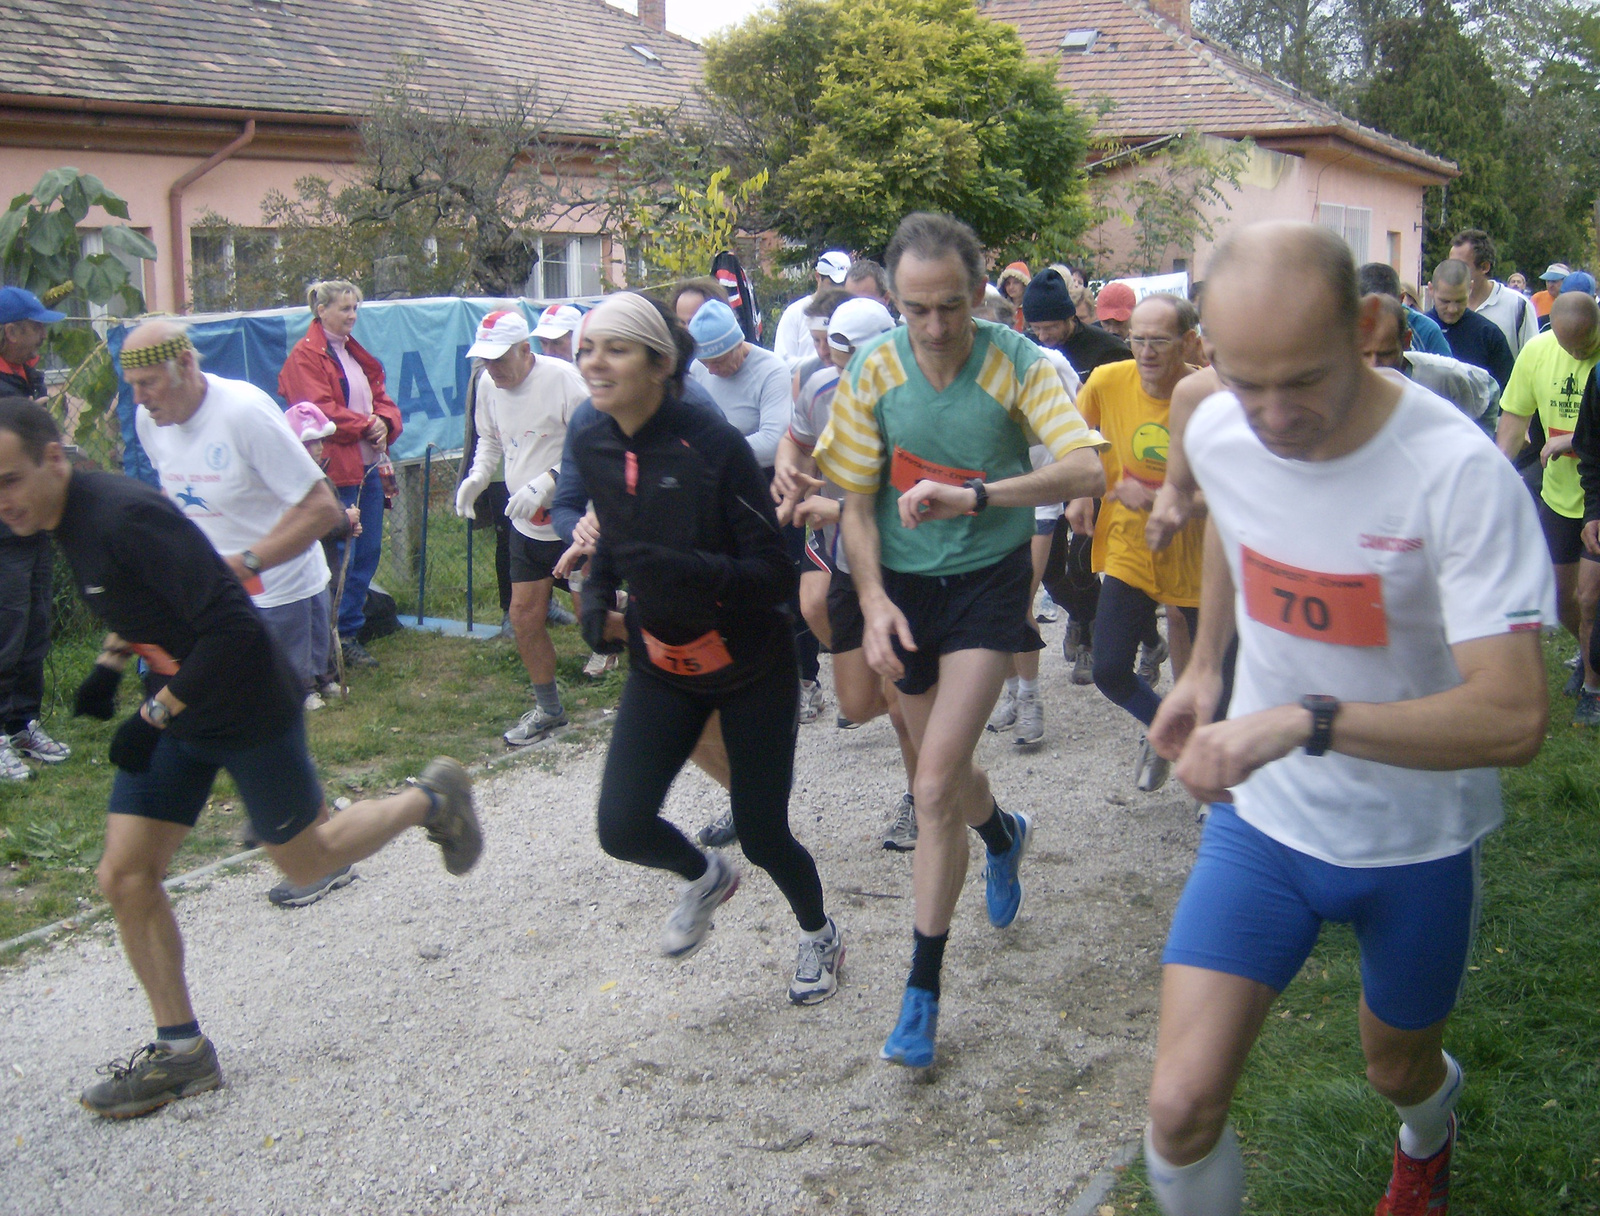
[1300,694,1340,757]
[963,478,989,514]
[240,550,264,574]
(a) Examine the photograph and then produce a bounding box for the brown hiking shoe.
[81,1038,222,1119]
[410,757,482,875]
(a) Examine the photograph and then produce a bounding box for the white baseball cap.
[533,303,583,339]
[816,251,852,283]
[827,298,896,352]
[467,308,532,359]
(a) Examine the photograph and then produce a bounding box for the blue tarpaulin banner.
[109,297,583,484]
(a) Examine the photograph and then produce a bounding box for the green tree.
[616,167,769,284]
[1109,134,1251,275]
[1358,0,1512,265]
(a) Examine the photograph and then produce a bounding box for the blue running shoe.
[881,986,939,1068]
[984,809,1031,928]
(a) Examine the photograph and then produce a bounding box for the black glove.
[581,597,627,656]
[612,541,721,602]
[73,663,123,720]
[109,712,162,774]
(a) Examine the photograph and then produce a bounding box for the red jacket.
[278,319,403,488]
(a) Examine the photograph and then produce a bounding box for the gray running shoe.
[798,679,825,724]
[12,720,68,763]
[696,807,738,848]
[0,740,29,782]
[1564,663,1584,697]
[987,685,1017,731]
[882,793,917,852]
[661,851,740,958]
[1062,619,1083,662]
[504,705,567,746]
[836,714,861,730]
[411,757,483,875]
[81,1038,222,1119]
[1137,638,1169,687]
[341,638,379,669]
[267,865,356,908]
[1135,736,1171,792]
[788,919,844,1005]
[1071,646,1095,686]
[1574,688,1600,727]
[1013,695,1044,746]
[547,598,576,627]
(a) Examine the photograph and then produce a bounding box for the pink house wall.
[1087,143,1430,288]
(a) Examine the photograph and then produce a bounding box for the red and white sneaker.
[1375,1113,1455,1214]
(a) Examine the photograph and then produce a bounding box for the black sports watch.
[1300,694,1340,757]
[963,478,989,513]
[240,549,264,574]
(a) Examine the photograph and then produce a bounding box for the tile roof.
[985,0,1455,181]
[0,0,703,139]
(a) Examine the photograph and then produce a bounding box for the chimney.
[637,0,666,31]
[1149,0,1191,30]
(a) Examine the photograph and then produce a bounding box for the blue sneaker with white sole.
[984,809,1031,928]
[881,986,939,1068]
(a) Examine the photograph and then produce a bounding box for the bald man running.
[1142,222,1553,1216]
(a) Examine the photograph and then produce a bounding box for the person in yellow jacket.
[1067,292,1205,791]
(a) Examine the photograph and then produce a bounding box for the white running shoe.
[0,740,29,781]
[1135,735,1171,792]
[661,851,740,958]
[504,705,568,746]
[582,651,619,679]
[1013,695,1044,746]
[798,679,825,724]
[788,919,844,1005]
[987,686,1018,732]
[1034,589,1059,623]
[303,691,326,712]
[882,793,917,852]
[11,720,68,763]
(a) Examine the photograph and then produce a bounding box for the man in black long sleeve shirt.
[0,396,483,1119]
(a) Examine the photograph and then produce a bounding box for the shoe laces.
[97,1043,162,1080]
[889,797,916,835]
[793,933,829,983]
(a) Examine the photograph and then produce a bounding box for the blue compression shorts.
[1163,804,1481,1030]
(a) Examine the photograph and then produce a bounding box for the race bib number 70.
[1240,546,1388,647]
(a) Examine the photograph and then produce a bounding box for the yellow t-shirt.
[1076,361,1202,606]
[1499,331,1598,518]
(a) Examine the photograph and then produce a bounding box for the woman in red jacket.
[278,280,403,669]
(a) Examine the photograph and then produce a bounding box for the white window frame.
[1317,204,1372,264]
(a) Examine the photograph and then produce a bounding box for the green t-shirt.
[1501,331,1598,517]
[813,320,1103,576]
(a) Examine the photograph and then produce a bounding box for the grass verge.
[0,607,621,948]
[1102,642,1600,1214]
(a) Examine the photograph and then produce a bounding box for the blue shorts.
[1163,804,1480,1030]
[108,719,324,846]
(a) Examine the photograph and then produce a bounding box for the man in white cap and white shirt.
[775,251,853,367]
[454,308,590,745]
[533,304,583,362]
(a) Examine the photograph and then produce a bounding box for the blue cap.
[689,299,745,360]
[0,286,65,326]
[1561,271,1596,297]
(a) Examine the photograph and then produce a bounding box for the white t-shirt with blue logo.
[137,373,330,609]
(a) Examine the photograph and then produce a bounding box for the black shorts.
[107,718,323,846]
[826,569,866,654]
[509,531,569,583]
[1538,499,1600,566]
[880,543,1044,696]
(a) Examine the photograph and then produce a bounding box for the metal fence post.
[418,444,435,626]
[466,516,475,633]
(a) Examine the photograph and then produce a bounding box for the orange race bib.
[1241,546,1388,647]
[128,643,181,676]
[641,629,734,677]
[889,447,984,494]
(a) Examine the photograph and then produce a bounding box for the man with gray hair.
[814,211,1107,1068]
[1359,293,1501,436]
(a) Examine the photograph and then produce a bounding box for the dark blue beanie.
[1021,269,1075,323]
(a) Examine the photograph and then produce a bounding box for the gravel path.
[1,622,1200,1216]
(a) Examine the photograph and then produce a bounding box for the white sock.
[1395,1052,1462,1160]
[158,1034,203,1054]
[1144,1123,1243,1216]
[1017,677,1038,700]
[1003,675,1019,694]
[801,918,835,942]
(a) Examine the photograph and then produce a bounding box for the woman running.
[572,291,843,1006]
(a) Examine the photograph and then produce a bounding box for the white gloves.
[455,471,490,519]
[505,469,558,522]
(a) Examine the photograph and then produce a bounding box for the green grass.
[1105,641,1600,1214]
[0,611,621,948]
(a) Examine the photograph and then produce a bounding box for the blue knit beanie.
[1021,269,1076,323]
[689,300,746,359]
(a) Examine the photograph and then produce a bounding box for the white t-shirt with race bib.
[136,373,330,610]
[1188,380,1556,867]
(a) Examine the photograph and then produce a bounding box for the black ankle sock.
[156,1019,201,1043]
[907,929,948,999]
[973,803,1013,855]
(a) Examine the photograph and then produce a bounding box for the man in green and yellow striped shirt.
[814,212,1106,1069]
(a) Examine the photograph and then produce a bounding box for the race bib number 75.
[1241,546,1388,647]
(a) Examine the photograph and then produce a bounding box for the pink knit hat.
[284,401,336,443]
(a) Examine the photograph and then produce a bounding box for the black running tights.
[595,659,827,931]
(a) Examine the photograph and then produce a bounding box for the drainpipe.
[167,119,256,313]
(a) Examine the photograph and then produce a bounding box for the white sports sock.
[1003,675,1019,694]
[157,1035,203,1054]
[1144,1123,1243,1216]
[800,918,835,942]
[1017,677,1038,700]
[1395,1052,1462,1160]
